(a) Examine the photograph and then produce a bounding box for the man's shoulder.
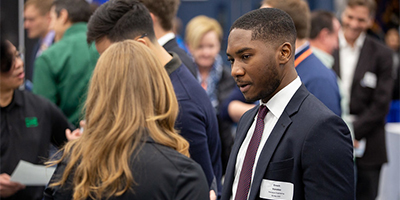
[169,64,205,100]
[364,36,393,56]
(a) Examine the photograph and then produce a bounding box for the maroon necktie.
[235,105,269,200]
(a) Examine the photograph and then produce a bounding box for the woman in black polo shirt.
[0,39,73,200]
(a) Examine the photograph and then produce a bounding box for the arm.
[176,101,216,190]
[302,115,354,199]
[47,101,74,148]
[228,100,256,123]
[175,162,209,200]
[33,55,58,104]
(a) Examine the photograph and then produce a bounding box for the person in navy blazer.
[223,8,354,200]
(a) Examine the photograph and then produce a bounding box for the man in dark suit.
[333,0,394,199]
[139,0,197,77]
[223,8,354,200]
[87,0,221,198]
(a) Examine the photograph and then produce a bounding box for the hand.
[353,140,359,148]
[209,190,216,200]
[65,120,86,141]
[0,173,25,198]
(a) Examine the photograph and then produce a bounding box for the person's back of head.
[48,40,189,199]
[310,10,335,40]
[230,8,297,52]
[1,39,13,73]
[139,0,180,31]
[87,0,156,44]
[24,0,54,39]
[185,15,223,51]
[53,0,92,24]
[261,0,310,40]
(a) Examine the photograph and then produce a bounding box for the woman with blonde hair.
[44,40,209,200]
[185,15,235,174]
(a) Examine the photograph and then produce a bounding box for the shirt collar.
[295,41,310,56]
[158,32,175,46]
[339,28,366,49]
[311,47,334,68]
[41,30,55,47]
[164,52,182,75]
[260,76,301,119]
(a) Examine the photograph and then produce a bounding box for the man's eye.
[227,58,234,64]
[242,55,250,60]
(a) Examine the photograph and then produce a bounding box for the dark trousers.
[356,162,382,200]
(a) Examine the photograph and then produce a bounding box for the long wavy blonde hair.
[48,40,189,200]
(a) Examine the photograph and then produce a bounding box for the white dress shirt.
[231,77,302,200]
[338,29,366,104]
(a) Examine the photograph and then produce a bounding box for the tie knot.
[258,105,268,120]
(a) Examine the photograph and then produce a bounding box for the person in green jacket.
[33,0,98,127]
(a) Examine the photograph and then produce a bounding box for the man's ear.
[136,37,149,47]
[59,9,69,25]
[150,12,157,24]
[278,42,292,64]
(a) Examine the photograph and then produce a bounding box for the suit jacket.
[333,35,394,167]
[165,53,222,195]
[295,44,342,116]
[222,85,354,200]
[163,38,197,77]
[45,138,209,200]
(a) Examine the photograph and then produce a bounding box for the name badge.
[260,179,293,200]
[361,72,377,89]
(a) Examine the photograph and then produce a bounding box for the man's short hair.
[310,10,335,39]
[24,0,54,15]
[262,0,310,39]
[53,0,92,23]
[87,0,156,44]
[139,0,179,31]
[347,0,376,17]
[230,8,296,50]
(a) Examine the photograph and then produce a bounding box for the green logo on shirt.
[25,117,38,127]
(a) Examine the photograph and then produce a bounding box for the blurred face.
[0,42,25,90]
[341,5,372,44]
[226,29,282,103]
[385,30,399,51]
[190,31,221,69]
[24,5,51,39]
[325,18,341,54]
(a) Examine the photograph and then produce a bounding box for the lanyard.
[294,48,312,67]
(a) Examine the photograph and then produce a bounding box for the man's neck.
[150,43,173,67]
[295,38,308,51]
[309,40,329,54]
[153,22,172,40]
[40,30,51,40]
[0,89,14,107]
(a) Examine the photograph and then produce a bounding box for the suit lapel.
[222,106,259,200]
[351,37,370,93]
[332,49,340,78]
[248,85,309,200]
